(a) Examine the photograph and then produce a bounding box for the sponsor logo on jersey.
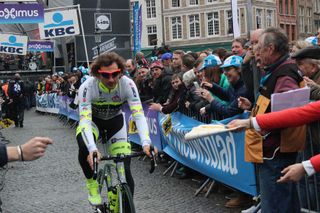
[112,95,121,102]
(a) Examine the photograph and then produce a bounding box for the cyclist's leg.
[106,113,135,195]
[76,134,93,178]
[76,121,101,206]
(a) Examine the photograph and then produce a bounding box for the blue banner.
[66,97,79,121]
[36,93,59,114]
[159,112,257,196]
[58,95,68,116]
[133,1,141,54]
[0,3,44,24]
[123,104,162,151]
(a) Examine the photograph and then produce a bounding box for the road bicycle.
[92,145,156,213]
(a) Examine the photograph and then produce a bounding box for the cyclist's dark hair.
[90,52,125,77]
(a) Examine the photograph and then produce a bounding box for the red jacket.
[310,154,320,173]
[256,101,320,172]
[256,101,320,130]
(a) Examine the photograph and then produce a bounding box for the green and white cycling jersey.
[77,75,151,152]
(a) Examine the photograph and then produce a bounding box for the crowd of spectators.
[4,26,320,212]
[0,52,50,71]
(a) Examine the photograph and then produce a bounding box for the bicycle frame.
[93,147,156,213]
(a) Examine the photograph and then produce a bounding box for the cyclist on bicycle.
[76,52,154,206]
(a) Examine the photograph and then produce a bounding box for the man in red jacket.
[228,101,320,183]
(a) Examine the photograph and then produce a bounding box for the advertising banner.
[0,34,28,55]
[123,104,162,151]
[0,3,44,24]
[28,40,54,52]
[58,95,69,116]
[39,9,80,39]
[133,2,141,54]
[94,13,112,33]
[36,93,59,114]
[92,37,117,59]
[66,97,79,121]
[159,112,257,196]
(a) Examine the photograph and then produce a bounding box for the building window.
[307,8,312,33]
[172,0,180,7]
[207,12,219,36]
[256,9,263,29]
[279,0,283,14]
[292,25,295,40]
[189,14,200,38]
[290,0,295,15]
[226,10,233,34]
[189,0,199,5]
[207,0,217,2]
[225,10,240,35]
[299,6,304,33]
[266,10,274,28]
[147,25,157,46]
[171,16,182,40]
[146,0,156,19]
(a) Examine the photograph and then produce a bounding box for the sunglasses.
[98,69,121,78]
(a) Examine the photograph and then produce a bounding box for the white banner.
[39,9,80,39]
[0,34,28,55]
[231,0,240,38]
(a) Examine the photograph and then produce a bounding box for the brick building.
[297,0,314,39]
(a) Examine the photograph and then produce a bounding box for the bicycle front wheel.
[119,183,135,213]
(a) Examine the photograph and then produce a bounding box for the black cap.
[291,46,320,60]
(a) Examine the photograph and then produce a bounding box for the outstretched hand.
[238,97,252,110]
[277,163,306,183]
[21,137,53,161]
[227,119,251,131]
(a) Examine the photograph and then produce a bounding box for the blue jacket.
[205,78,249,118]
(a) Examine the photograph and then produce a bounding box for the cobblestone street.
[1,110,240,213]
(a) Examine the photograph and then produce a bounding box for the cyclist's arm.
[125,79,151,147]
[78,83,97,152]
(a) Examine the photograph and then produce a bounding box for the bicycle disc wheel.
[120,183,135,213]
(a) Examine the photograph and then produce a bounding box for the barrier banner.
[58,95,68,116]
[159,112,257,196]
[123,104,162,151]
[66,97,79,121]
[36,93,59,114]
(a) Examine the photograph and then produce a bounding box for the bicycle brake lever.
[93,152,98,180]
[149,145,156,174]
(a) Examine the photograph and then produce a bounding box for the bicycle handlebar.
[93,145,156,180]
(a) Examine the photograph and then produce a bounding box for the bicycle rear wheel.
[120,183,135,213]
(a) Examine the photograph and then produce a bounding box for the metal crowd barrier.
[299,120,320,212]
